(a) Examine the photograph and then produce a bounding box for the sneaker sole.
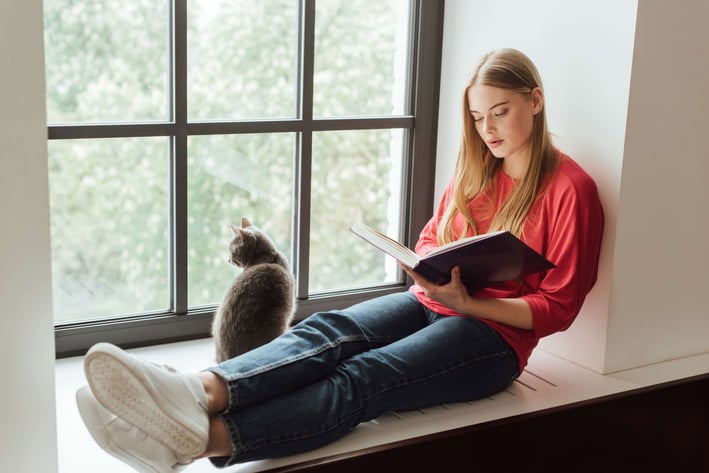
[76,386,162,473]
[84,343,205,459]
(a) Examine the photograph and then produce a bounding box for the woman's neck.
[501,154,528,180]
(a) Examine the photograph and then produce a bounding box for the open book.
[350,222,555,291]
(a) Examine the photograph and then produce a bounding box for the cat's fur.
[211,217,295,362]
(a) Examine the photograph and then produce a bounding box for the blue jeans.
[206,291,518,466]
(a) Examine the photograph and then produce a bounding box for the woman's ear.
[531,87,544,115]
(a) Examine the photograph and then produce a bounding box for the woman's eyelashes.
[471,108,508,122]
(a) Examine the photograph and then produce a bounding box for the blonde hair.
[438,48,558,244]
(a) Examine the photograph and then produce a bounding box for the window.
[45,0,443,357]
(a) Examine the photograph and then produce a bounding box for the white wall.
[0,2,58,472]
[437,0,709,373]
[604,0,709,372]
[437,0,638,373]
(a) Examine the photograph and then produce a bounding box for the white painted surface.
[436,0,709,373]
[0,2,58,472]
[603,0,709,373]
[56,338,709,473]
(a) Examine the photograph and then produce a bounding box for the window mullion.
[172,0,188,315]
[406,0,443,247]
[293,0,316,301]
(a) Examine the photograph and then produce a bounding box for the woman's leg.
[206,291,428,410]
[212,314,519,466]
[80,292,427,467]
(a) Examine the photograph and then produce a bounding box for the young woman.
[76,48,604,472]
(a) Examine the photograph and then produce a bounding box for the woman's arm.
[401,265,534,330]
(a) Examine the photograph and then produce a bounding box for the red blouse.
[410,152,604,371]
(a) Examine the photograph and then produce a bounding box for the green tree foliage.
[45,0,409,322]
[44,0,168,122]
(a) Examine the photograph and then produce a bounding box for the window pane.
[188,0,298,120]
[48,138,170,323]
[188,134,295,307]
[43,0,169,123]
[314,0,411,117]
[310,129,405,293]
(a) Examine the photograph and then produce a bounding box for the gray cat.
[211,217,295,362]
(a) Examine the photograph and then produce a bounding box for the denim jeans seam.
[361,349,517,402]
[231,350,515,461]
[204,366,240,410]
[209,415,242,467]
[232,405,365,460]
[219,335,376,382]
[211,335,384,408]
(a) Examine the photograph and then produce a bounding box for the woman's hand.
[401,263,535,330]
[400,264,472,315]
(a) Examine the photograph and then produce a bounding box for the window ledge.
[55,338,709,473]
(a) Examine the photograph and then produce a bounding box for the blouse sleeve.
[522,171,605,339]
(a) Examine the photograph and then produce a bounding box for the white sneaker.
[76,386,190,473]
[83,342,210,462]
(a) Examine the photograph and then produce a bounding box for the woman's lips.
[487,139,503,149]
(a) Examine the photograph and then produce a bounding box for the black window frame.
[51,0,444,358]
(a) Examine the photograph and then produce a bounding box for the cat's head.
[228,217,287,268]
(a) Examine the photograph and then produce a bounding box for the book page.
[349,223,419,267]
[425,230,506,257]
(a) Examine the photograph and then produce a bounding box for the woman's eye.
[472,115,483,122]
[494,109,508,117]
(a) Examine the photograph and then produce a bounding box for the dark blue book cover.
[350,223,555,293]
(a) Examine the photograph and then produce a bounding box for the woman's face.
[467,84,542,163]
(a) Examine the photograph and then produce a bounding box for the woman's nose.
[482,117,495,134]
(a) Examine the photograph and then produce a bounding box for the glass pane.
[188,134,295,307]
[43,0,169,123]
[188,0,298,120]
[310,129,405,292]
[48,138,169,323]
[314,0,411,117]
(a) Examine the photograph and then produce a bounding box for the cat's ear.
[231,224,250,240]
[241,217,252,228]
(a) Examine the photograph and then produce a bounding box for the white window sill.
[55,338,709,473]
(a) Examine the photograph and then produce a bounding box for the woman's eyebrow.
[470,101,509,114]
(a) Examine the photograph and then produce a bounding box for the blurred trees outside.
[44,0,409,322]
